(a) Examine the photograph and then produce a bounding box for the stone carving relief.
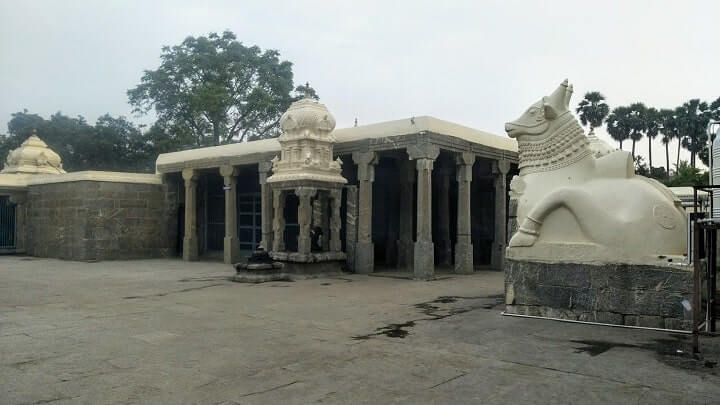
[504,80,686,265]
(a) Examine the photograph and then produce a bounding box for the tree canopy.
[0,110,158,172]
[128,31,316,147]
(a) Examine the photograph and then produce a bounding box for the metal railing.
[691,185,720,353]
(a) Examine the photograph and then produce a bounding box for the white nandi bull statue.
[504,80,686,265]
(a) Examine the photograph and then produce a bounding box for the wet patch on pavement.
[352,295,504,340]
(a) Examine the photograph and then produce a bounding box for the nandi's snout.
[504,79,574,140]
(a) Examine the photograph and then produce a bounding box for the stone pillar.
[272,189,285,252]
[414,157,435,279]
[436,167,452,266]
[9,193,26,253]
[316,192,330,251]
[330,188,342,252]
[258,161,274,251]
[345,185,358,270]
[182,168,199,261]
[454,152,474,274]
[351,151,377,273]
[220,165,240,264]
[295,187,316,255]
[396,159,415,269]
[407,143,440,280]
[491,160,511,269]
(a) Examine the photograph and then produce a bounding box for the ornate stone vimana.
[504,80,686,265]
[2,130,66,175]
[265,97,347,271]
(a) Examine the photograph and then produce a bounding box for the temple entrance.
[372,155,402,268]
[205,175,225,252]
[0,196,16,249]
[237,193,262,256]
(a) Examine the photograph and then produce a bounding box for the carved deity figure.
[504,80,686,265]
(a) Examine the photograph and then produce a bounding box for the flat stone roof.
[0,171,162,192]
[155,116,518,173]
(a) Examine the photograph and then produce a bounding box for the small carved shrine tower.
[266,96,347,271]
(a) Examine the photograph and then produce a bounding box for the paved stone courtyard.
[1,257,719,404]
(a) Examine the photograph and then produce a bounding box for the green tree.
[128,31,316,147]
[627,102,647,159]
[606,106,631,150]
[575,91,610,135]
[644,107,660,169]
[1,111,155,173]
[663,160,708,186]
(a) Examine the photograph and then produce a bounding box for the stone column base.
[355,242,374,274]
[224,236,240,265]
[183,237,198,261]
[454,242,473,274]
[413,241,434,280]
[396,239,414,269]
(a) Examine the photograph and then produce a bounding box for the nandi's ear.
[543,100,558,120]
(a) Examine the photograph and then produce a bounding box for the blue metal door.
[0,196,16,249]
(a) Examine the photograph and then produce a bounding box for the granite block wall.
[504,259,694,330]
[26,180,179,261]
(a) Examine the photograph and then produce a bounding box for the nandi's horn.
[565,84,574,108]
[545,81,570,115]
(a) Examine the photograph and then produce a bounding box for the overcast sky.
[1,0,718,169]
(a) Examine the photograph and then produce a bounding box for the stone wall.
[26,180,179,261]
[504,259,693,330]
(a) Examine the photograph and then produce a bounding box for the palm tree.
[673,106,685,170]
[658,109,676,176]
[606,106,631,150]
[628,102,647,159]
[644,107,660,169]
[678,99,711,168]
[576,91,610,136]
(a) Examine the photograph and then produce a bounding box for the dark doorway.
[0,196,16,249]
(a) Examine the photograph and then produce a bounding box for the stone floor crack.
[237,380,299,398]
[122,283,227,300]
[428,372,468,389]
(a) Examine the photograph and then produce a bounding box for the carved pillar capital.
[219,164,238,179]
[352,151,378,182]
[406,142,440,161]
[456,152,474,183]
[294,187,317,199]
[493,160,512,175]
[258,160,273,184]
[182,168,198,182]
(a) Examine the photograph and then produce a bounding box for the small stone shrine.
[264,95,347,273]
[2,130,66,175]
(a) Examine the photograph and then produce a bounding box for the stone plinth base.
[504,259,693,331]
[233,258,344,283]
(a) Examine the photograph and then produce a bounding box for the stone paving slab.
[0,256,718,404]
